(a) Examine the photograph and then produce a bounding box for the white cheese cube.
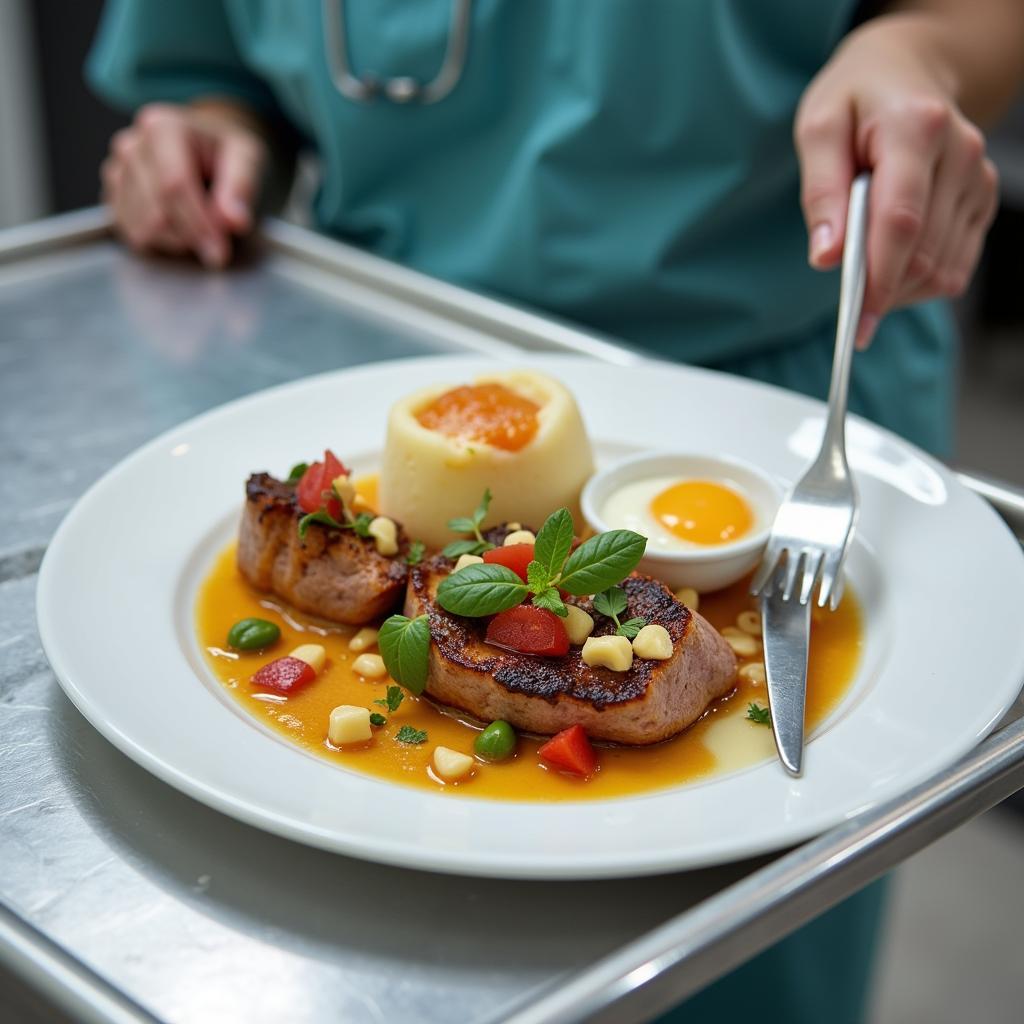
[432,746,475,782]
[289,643,326,674]
[329,705,372,745]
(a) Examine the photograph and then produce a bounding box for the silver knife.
[761,586,812,777]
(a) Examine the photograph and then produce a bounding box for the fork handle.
[822,173,870,460]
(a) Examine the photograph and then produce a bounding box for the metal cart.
[1,211,1022,1024]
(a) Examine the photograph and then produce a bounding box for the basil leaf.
[287,462,309,483]
[533,508,574,580]
[559,530,647,596]
[443,538,487,559]
[297,509,347,540]
[436,563,528,617]
[531,587,568,617]
[406,540,426,565]
[378,614,430,695]
[472,487,493,526]
[592,585,628,619]
[447,517,478,534]
[616,617,646,639]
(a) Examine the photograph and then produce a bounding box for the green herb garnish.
[434,563,528,617]
[287,462,309,483]
[592,586,647,638]
[297,509,347,539]
[373,685,405,713]
[369,712,387,728]
[395,725,428,745]
[746,702,771,725]
[406,540,426,565]
[377,615,430,694]
[441,488,496,558]
[351,511,373,537]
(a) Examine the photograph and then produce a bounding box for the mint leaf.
[352,512,374,537]
[526,560,550,594]
[447,516,478,534]
[406,541,425,565]
[436,563,529,617]
[369,712,387,727]
[533,507,575,580]
[443,538,488,559]
[395,725,428,745]
[472,487,493,526]
[616,617,646,639]
[531,587,568,617]
[559,530,647,596]
[592,586,628,619]
[297,509,347,540]
[373,685,405,713]
[287,462,309,483]
[378,615,430,695]
[746,702,771,725]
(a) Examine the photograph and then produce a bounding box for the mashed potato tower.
[379,370,594,548]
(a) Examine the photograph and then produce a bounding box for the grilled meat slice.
[238,473,408,626]
[405,553,737,745]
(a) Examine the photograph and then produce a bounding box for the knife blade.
[761,586,812,777]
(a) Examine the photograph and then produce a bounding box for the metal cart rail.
[1,210,1022,1024]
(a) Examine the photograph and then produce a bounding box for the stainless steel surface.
[751,174,869,776]
[498,709,1024,1024]
[2,211,1023,1024]
[760,584,812,777]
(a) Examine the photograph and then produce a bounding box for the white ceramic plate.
[37,355,1024,879]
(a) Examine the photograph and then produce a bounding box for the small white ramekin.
[580,452,783,592]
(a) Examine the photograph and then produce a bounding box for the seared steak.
[238,473,408,625]
[405,553,737,745]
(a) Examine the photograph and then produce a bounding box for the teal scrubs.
[88,2,945,1019]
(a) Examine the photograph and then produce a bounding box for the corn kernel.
[348,626,379,653]
[331,474,357,512]
[289,643,326,674]
[581,634,633,672]
[739,661,767,685]
[368,515,399,556]
[722,627,760,658]
[737,610,762,636]
[563,605,595,645]
[432,746,475,782]
[328,705,372,745]
[352,653,387,679]
[505,521,522,532]
[632,624,673,660]
[504,529,536,546]
[454,553,485,572]
[674,587,700,611]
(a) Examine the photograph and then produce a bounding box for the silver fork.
[750,171,870,775]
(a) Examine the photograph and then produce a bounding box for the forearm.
[876,1,1024,124]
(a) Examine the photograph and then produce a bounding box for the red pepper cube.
[538,724,598,777]
[251,655,317,694]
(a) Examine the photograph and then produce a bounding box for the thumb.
[209,132,264,234]
[794,100,855,270]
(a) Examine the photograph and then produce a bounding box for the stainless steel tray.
[1,210,1022,1024]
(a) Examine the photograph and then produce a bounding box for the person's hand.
[101,101,268,268]
[795,15,999,346]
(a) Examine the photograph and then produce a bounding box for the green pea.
[227,617,281,651]
[474,720,517,761]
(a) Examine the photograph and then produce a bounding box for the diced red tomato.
[296,449,349,518]
[482,543,534,583]
[251,655,316,694]
[485,604,569,657]
[538,725,598,777]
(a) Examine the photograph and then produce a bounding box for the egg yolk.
[415,383,540,452]
[650,480,753,546]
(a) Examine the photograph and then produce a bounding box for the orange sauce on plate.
[196,549,863,802]
[415,383,540,452]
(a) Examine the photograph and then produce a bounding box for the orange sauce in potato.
[196,548,863,802]
[415,383,540,452]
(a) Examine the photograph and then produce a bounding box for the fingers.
[208,131,265,234]
[794,92,856,269]
[137,107,229,266]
